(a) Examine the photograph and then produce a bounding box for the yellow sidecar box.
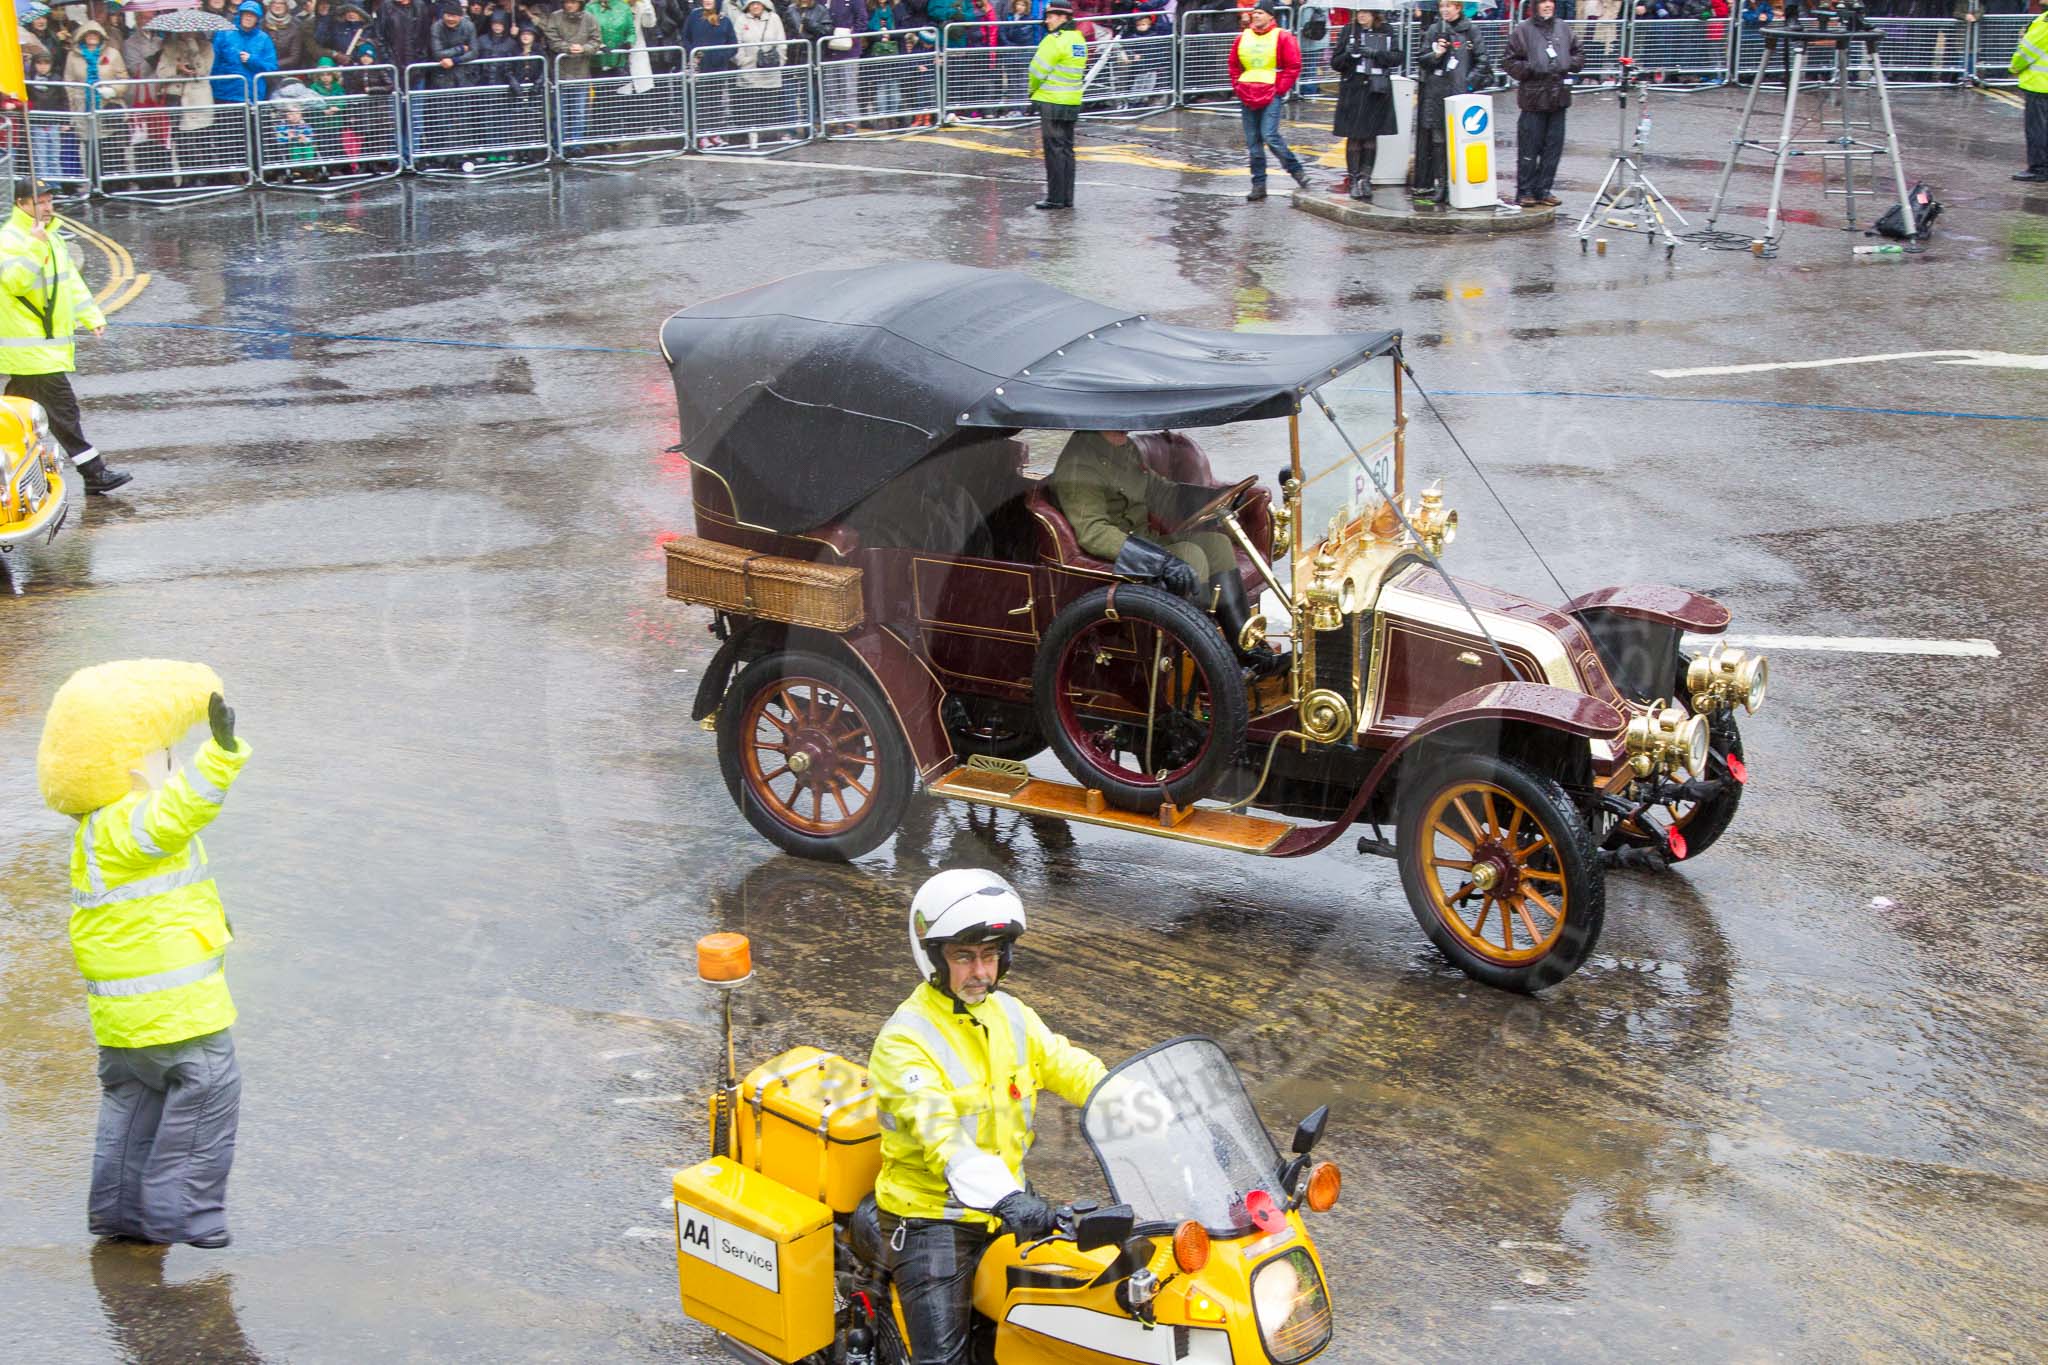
[674,1156,834,1362]
[734,1046,881,1215]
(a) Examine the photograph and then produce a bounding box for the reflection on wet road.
[2,89,2045,1362]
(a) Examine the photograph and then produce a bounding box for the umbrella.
[144,7,231,31]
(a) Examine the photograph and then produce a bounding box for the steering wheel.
[1167,474,1259,536]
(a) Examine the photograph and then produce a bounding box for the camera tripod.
[1695,6,1916,257]
[1575,60,1688,257]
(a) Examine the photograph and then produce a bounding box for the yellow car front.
[0,396,69,553]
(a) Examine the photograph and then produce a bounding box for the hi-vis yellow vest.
[1237,25,1281,85]
[869,982,1105,1229]
[0,206,105,376]
[2013,13,2048,97]
[69,738,251,1048]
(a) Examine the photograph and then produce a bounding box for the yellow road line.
[1976,84,2022,109]
[57,214,150,315]
[921,130,1344,176]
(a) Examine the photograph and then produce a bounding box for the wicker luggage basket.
[664,536,865,632]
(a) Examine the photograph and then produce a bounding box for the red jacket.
[1229,25,1301,108]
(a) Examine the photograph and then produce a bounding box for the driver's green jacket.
[870,982,1107,1229]
[1047,431,1237,579]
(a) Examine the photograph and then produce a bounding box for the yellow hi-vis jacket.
[69,737,252,1049]
[2014,13,2048,97]
[870,982,1106,1229]
[1028,27,1088,106]
[0,205,104,377]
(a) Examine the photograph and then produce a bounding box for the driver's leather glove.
[208,692,239,751]
[1112,537,1200,600]
[993,1190,1057,1241]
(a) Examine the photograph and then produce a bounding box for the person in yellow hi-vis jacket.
[2012,0,2048,183]
[1,179,132,494]
[39,660,254,1248]
[867,869,1107,1363]
[1025,0,1084,210]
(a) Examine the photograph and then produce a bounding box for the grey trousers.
[91,1028,241,1245]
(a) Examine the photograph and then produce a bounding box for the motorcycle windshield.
[1081,1036,1284,1236]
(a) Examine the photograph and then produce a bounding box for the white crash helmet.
[909,869,1027,995]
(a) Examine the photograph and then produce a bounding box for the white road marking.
[1685,633,2001,658]
[688,155,1245,200]
[1488,1303,1578,1316]
[624,1227,671,1240]
[1651,350,2048,378]
[612,1094,690,1106]
[1496,1240,1574,1252]
[599,1046,664,1060]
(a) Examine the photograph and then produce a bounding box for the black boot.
[80,457,133,495]
[1210,571,1286,678]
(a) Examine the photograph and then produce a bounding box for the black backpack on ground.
[1875,182,1940,240]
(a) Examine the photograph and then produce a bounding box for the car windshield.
[1081,1037,1284,1235]
[1295,355,1400,563]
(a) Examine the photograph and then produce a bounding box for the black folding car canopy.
[659,262,1398,535]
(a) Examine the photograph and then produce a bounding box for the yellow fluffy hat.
[38,660,224,816]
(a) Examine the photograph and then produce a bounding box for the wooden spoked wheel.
[1417,780,1570,966]
[1397,752,1603,991]
[717,650,913,860]
[740,677,879,836]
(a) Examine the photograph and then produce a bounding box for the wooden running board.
[927,762,1294,854]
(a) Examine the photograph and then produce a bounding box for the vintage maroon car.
[659,265,1768,991]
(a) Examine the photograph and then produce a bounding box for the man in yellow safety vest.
[1231,4,1311,201]
[867,869,1107,1362]
[1,180,132,494]
[2013,0,2048,183]
[41,662,254,1248]
[1027,0,1085,209]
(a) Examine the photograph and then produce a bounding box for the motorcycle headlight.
[1250,1249,1331,1364]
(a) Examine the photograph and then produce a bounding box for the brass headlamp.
[1687,644,1768,716]
[1625,704,1710,779]
[1411,484,1458,557]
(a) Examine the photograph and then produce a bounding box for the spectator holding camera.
[1503,0,1584,207]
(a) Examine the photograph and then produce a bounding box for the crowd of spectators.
[8,0,2028,181]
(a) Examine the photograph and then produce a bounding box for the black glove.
[1112,536,1201,600]
[208,692,237,750]
[992,1190,1058,1241]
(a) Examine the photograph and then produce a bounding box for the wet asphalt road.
[2,83,2045,1363]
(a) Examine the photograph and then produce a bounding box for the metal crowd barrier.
[826,27,942,138]
[1084,14,1179,118]
[14,19,2016,201]
[690,41,816,154]
[254,65,405,192]
[408,56,551,178]
[8,86,98,201]
[939,22,1040,125]
[1625,18,1735,85]
[1971,13,2029,85]
[558,46,690,163]
[92,77,253,205]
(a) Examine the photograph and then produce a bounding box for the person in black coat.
[1327,6,1401,199]
[1411,0,1490,203]
[1502,0,1584,205]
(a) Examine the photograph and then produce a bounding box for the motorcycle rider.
[867,869,1107,1363]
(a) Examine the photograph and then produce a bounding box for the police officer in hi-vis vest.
[40,661,254,1248]
[1027,0,1085,209]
